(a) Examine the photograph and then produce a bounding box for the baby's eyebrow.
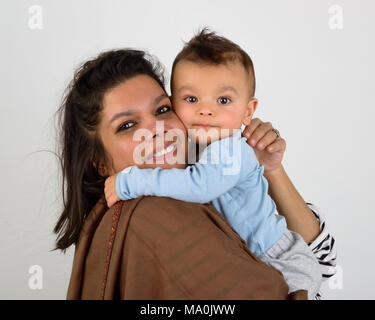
[177,85,194,92]
[218,85,239,95]
[177,85,238,95]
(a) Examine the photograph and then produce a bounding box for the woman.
[55,49,336,299]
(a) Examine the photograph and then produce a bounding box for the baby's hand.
[104,173,120,208]
[242,118,286,174]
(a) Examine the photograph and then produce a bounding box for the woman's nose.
[148,120,171,140]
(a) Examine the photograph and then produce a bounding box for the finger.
[110,197,118,207]
[105,191,114,201]
[249,122,273,146]
[108,197,115,207]
[105,179,111,189]
[108,191,116,199]
[242,118,262,140]
[265,138,286,153]
[110,198,116,207]
[255,129,280,150]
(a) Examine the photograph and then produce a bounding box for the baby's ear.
[243,98,258,126]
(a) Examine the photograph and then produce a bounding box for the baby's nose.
[197,103,214,116]
[199,110,213,116]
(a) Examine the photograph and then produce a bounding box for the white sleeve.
[306,203,337,300]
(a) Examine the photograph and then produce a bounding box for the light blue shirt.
[116,129,286,257]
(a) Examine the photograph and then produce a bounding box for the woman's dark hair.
[54,49,166,252]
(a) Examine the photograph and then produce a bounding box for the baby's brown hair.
[171,27,256,98]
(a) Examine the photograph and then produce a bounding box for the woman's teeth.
[154,143,176,157]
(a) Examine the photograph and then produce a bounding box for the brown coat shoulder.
[67,196,291,300]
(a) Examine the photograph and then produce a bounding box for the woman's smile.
[144,139,179,162]
[151,141,178,162]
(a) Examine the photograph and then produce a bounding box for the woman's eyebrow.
[108,109,136,128]
[108,93,169,128]
[152,93,169,106]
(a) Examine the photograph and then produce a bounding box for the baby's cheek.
[174,105,191,126]
[220,110,243,130]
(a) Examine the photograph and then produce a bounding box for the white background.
[1,0,374,299]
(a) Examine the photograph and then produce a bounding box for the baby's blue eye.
[185,96,197,103]
[218,97,231,105]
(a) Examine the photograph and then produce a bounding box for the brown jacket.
[67,196,306,299]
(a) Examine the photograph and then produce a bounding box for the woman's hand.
[242,118,286,174]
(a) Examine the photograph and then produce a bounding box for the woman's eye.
[218,97,231,105]
[184,96,197,103]
[157,105,171,114]
[118,121,135,132]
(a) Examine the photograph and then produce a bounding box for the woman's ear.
[92,154,107,176]
[242,98,258,126]
[92,154,97,168]
[99,164,107,176]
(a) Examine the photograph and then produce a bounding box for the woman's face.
[98,75,188,175]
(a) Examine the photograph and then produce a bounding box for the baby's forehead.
[175,58,248,73]
[172,59,252,90]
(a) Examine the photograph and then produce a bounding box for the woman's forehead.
[103,75,167,117]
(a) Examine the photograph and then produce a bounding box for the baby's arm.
[113,137,244,205]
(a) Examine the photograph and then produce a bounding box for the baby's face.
[171,60,256,145]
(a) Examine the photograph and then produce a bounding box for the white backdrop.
[1,0,374,299]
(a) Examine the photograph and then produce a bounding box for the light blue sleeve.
[115,135,244,204]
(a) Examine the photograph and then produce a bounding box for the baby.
[104,29,322,299]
